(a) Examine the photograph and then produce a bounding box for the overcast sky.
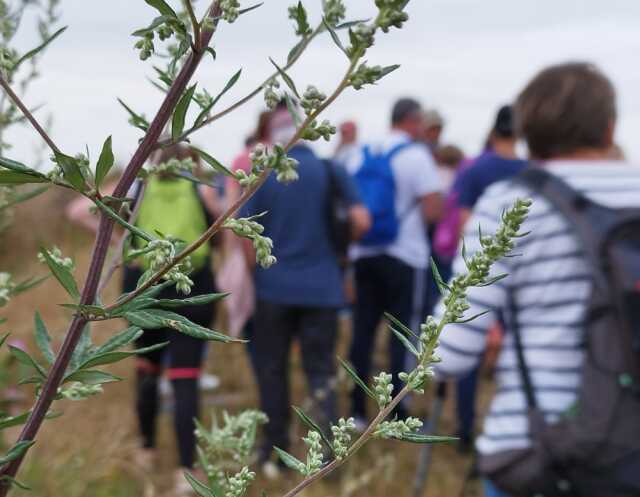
[5,0,640,169]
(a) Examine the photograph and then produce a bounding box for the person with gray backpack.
[433,62,640,497]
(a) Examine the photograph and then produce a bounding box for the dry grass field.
[0,189,491,497]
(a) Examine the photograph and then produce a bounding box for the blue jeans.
[484,480,512,497]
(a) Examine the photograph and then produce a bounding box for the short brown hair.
[515,62,616,159]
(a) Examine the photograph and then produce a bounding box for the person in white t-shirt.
[345,98,443,424]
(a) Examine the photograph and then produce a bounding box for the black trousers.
[124,265,216,469]
[350,255,425,418]
[253,300,338,454]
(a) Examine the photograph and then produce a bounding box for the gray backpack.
[479,168,640,497]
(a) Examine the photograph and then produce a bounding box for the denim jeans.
[484,480,513,497]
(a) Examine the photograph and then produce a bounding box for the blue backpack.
[354,142,411,246]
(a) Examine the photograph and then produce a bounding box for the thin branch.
[104,57,359,313]
[183,0,201,50]
[0,74,60,155]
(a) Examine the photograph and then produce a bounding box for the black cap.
[392,98,422,125]
[493,105,514,138]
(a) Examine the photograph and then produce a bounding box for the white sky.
[5,0,640,169]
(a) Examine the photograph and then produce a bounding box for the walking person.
[345,98,443,425]
[434,62,640,497]
[67,144,222,495]
[239,107,370,476]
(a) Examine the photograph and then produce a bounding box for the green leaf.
[269,58,300,99]
[0,156,42,174]
[184,472,216,497]
[94,198,154,242]
[239,2,263,15]
[287,38,306,64]
[144,0,178,18]
[0,475,30,491]
[53,152,86,192]
[117,98,149,131]
[63,370,122,385]
[0,332,9,348]
[13,27,67,71]
[430,257,450,296]
[392,433,458,444]
[59,303,108,318]
[335,19,370,30]
[172,84,197,142]
[34,312,55,364]
[93,326,144,355]
[124,309,240,343]
[322,17,348,57]
[389,326,420,358]
[0,186,49,211]
[0,170,48,185]
[476,273,509,288]
[292,406,333,452]
[194,69,242,127]
[0,440,35,466]
[384,313,419,341]
[291,1,311,36]
[0,412,30,431]
[284,92,302,127]
[38,247,79,300]
[79,342,167,369]
[378,64,401,81]
[155,292,229,309]
[95,136,114,189]
[69,325,93,371]
[454,310,491,324]
[9,346,46,378]
[204,47,217,60]
[11,275,48,295]
[338,357,375,400]
[132,15,172,37]
[190,147,234,177]
[273,446,303,472]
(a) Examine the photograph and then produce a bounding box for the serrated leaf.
[384,313,420,340]
[194,69,242,126]
[155,292,229,309]
[184,472,216,497]
[0,412,30,430]
[269,57,300,99]
[63,369,122,385]
[0,170,48,185]
[291,1,311,36]
[338,357,375,400]
[392,433,458,444]
[38,247,79,300]
[34,312,54,364]
[172,84,197,142]
[95,136,114,189]
[124,309,240,343]
[274,446,303,472]
[292,406,333,452]
[190,147,234,177]
[144,0,178,18]
[94,326,143,355]
[13,27,67,71]
[0,440,35,466]
[323,17,348,57]
[9,346,46,378]
[53,152,86,192]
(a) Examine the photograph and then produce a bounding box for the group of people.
[68,60,640,497]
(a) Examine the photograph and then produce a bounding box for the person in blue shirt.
[240,107,370,475]
[448,105,527,452]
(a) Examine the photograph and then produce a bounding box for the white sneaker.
[200,373,220,391]
[262,460,281,481]
[353,416,369,434]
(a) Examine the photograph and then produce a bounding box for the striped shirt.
[434,160,640,455]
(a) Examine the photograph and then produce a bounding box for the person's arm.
[407,145,444,225]
[459,207,472,232]
[333,162,372,241]
[348,204,371,241]
[420,191,444,224]
[65,181,118,233]
[198,183,224,218]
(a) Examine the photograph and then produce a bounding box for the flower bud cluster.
[224,217,276,269]
[0,46,16,75]
[399,364,434,394]
[301,85,326,116]
[166,262,194,295]
[225,466,255,497]
[301,119,336,142]
[331,417,356,460]
[38,246,75,271]
[144,239,194,294]
[144,157,196,177]
[0,272,14,307]
[59,382,104,401]
[263,78,281,110]
[347,23,375,58]
[323,0,347,27]
[374,417,423,439]
[221,0,241,23]
[134,33,155,61]
[373,372,393,407]
[133,17,187,61]
[300,430,324,476]
[349,63,386,90]
[237,143,299,187]
[194,88,214,109]
[375,0,410,33]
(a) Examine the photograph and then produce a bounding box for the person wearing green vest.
[67,144,222,494]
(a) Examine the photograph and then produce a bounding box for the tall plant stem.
[0,3,221,491]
